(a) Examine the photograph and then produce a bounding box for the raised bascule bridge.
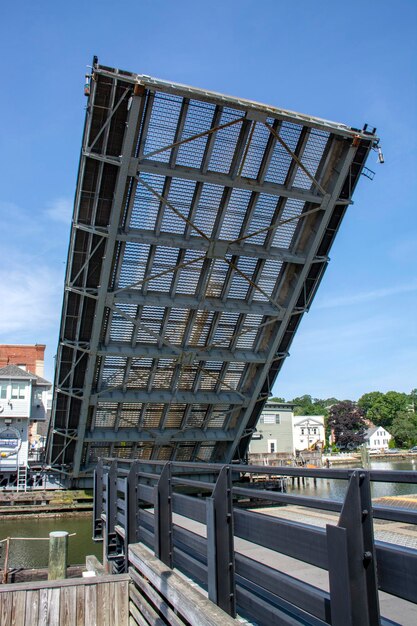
[46,58,379,484]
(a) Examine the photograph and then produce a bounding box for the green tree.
[328,401,366,449]
[390,411,417,448]
[357,391,384,415]
[291,395,332,416]
[365,391,410,429]
[409,388,417,413]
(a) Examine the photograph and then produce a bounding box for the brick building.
[0,344,46,377]
[0,345,51,457]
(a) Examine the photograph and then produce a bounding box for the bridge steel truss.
[47,59,378,479]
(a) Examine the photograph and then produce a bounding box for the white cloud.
[44,197,73,224]
[315,282,417,310]
[0,265,63,336]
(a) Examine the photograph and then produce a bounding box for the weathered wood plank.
[0,574,130,593]
[60,585,76,626]
[25,590,39,625]
[129,600,149,626]
[75,585,85,626]
[129,544,238,626]
[97,583,110,626]
[38,588,49,626]
[11,591,26,626]
[108,582,115,625]
[85,583,97,626]
[129,585,167,626]
[47,588,60,626]
[129,567,185,626]
[86,556,106,576]
[115,580,129,626]
[0,591,12,626]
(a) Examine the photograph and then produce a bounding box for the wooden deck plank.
[0,591,12,626]
[130,585,167,626]
[85,583,97,626]
[75,585,85,626]
[115,580,129,626]
[47,588,60,626]
[0,574,130,593]
[97,583,110,626]
[38,588,49,626]
[10,591,26,626]
[129,544,238,626]
[129,567,186,626]
[107,582,114,625]
[25,590,39,625]
[129,600,149,626]
[60,586,76,626]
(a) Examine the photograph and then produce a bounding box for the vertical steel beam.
[93,459,104,540]
[127,460,140,545]
[154,462,173,567]
[104,460,118,561]
[206,466,236,617]
[71,89,143,476]
[327,471,380,626]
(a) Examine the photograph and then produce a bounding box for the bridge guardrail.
[93,459,417,625]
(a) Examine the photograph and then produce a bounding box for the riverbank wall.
[0,490,93,518]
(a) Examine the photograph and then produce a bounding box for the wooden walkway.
[0,573,129,626]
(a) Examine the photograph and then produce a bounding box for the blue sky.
[0,0,415,399]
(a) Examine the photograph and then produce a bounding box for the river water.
[1,459,416,570]
[0,515,101,570]
[287,458,417,501]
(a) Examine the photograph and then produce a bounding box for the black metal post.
[206,465,236,617]
[127,460,140,545]
[327,471,380,626]
[105,460,118,560]
[93,459,104,540]
[154,462,173,567]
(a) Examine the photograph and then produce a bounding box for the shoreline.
[325,452,417,465]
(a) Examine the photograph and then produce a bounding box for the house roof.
[364,427,391,440]
[365,427,378,438]
[0,364,51,387]
[294,416,324,426]
[264,401,296,409]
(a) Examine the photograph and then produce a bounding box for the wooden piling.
[48,531,68,580]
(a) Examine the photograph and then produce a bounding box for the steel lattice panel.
[47,59,378,478]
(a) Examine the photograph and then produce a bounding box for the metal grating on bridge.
[47,58,379,478]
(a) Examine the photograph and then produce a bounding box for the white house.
[0,364,51,482]
[249,400,325,455]
[364,426,392,451]
[293,416,326,452]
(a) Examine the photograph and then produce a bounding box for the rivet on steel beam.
[363,551,373,566]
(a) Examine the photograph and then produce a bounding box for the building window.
[33,389,43,403]
[301,428,304,435]
[269,441,276,453]
[263,414,276,424]
[11,383,25,400]
[0,384,7,399]
[275,414,280,424]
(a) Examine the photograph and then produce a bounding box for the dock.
[0,490,93,518]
